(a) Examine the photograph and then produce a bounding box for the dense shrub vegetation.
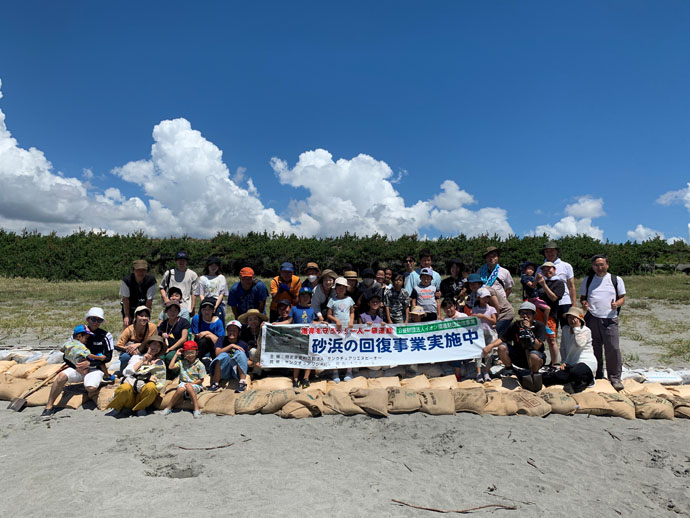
[0,229,688,281]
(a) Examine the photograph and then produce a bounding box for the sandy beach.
[1,404,688,517]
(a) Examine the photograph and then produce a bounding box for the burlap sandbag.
[457,379,483,389]
[668,385,690,399]
[643,382,673,398]
[328,376,369,392]
[235,390,270,414]
[671,397,690,419]
[279,391,324,419]
[350,388,389,417]
[25,385,52,407]
[261,389,299,414]
[27,363,65,380]
[54,387,87,409]
[417,389,455,415]
[367,377,401,389]
[7,360,47,379]
[322,390,366,415]
[630,394,674,420]
[417,363,444,378]
[508,391,551,417]
[538,388,577,416]
[452,387,487,414]
[305,380,329,393]
[621,379,648,396]
[0,375,34,400]
[0,360,17,374]
[573,392,612,416]
[203,390,239,415]
[251,377,293,391]
[400,375,431,390]
[429,375,459,390]
[483,390,518,416]
[387,388,422,414]
[600,392,636,420]
[484,377,521,392]
[96,385,117,410]
[584,379,617,394]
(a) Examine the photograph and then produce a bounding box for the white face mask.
[307,275,317,283]
[363,278,374,287]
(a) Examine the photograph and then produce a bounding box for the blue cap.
[299,286,313,295]
[72,324,94,337]
[466,273,483,283]
[280,262,294,272]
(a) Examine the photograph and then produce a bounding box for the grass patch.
[627,300,650,310]
[660,339,690,363]
[622,351,640,364]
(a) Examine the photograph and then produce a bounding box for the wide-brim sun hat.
[238,309,268,325]
[564,306,586,324]
[483,246,501,257]
[540,241,560,253]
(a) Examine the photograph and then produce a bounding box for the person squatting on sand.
[42,307,114,418]
[106,335,167,417]
[161,340,206,419]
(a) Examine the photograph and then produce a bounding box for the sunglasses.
[405,259,415,263]
[88,317,104,323]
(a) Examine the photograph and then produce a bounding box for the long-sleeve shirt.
[123,355,167,391]
[560,325,597,375]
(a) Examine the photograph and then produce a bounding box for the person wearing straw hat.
[537,240,577,328]
[119,259,157,329]
[227,266,269,320]
[311,269,338,321]
[542,307,596,393]
[238,308,269,376]
[115,305,158,377]
[106,335,167,417]
[42,307,114,418]
[477,246,513,300]
[301,261,321,291]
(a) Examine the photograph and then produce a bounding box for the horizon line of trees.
[0,229,688,281]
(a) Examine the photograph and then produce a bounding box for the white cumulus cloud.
[534,216,604,241]
[657,183,690,210]
[626,224,664,242]
[565,195,605,218]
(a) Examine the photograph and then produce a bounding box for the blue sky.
[1,1,689,242]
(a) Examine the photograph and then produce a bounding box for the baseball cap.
[206,256,221,266]
[362,268,375,278]
[420,267,434,276]
[165,300,181,309]
[132,259,148,270]
[477,288,491,298]
[239,267,254,277]
[299,286,313,295]
[280,262,294,272]
[200,297,216,309]
[85,307,105,321]
[182,340,198,351]
[226,320,242,330]
[134,305,151,316]
[277,299,291,307]
[518,301,537,313]
[72,324,94,337]
[175,251,190,261]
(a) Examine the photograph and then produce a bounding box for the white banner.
[261,318,485,369]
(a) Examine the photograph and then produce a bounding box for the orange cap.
[239,267,254,277]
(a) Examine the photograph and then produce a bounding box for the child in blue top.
[285,287,321,389]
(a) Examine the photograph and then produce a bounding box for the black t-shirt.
[440,276,464,299]
[214,336,251,356]
[157,317,189,346]
[537,278,565,315]
[87,328,114,364]
[499,320,546,352]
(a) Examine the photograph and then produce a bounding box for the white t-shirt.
[579,273,626,319]
[472,305,497,332]
[537,258,574,306]
[159,269,199,312]
[195,274,229,299]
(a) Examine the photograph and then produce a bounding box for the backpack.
[585,273,620,314]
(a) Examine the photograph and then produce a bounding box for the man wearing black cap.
[119,259,157,328]
[159,251,199,317]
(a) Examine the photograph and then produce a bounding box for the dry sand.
[1,405,689,517]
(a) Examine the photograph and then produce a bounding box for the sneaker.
[343,375,352,382]
[208,383,220,392]
[483,373,492,383]
[136,410,147,418]
[300,379,310,389]
[160,408,172,416]
[41,408,55,419]
[192,410,202,419]
[292,379,300,389]
[501,367,516,378]
[611,380,624,391]
[235,383,247,393]
[105,409,121,418]
[475,374,485,384]
[332,377,341,384]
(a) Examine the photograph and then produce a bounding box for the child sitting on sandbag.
[161,341,206,419]
[61,324,113,381]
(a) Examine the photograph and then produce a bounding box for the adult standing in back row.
[579,254,626,391]
[537,241,577,327]
[159,251,199,317]
[478,246,513,300]
[269,262,301,322]
[119,259,157,328]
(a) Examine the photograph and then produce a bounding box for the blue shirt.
[227,280,269,315]
[190,314,226,338]
[290,305,317,324]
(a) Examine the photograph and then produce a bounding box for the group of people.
[40,241,627,418]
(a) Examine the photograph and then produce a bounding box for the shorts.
[178,382,203,398]
[546,316,558,337]
[507,344,546,369]
[63,367,105,389]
